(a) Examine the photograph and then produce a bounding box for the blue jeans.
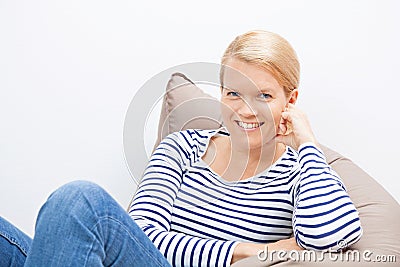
[0,181,171,267]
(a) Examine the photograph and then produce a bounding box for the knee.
[43,180,108,216]
[51,180,102,199]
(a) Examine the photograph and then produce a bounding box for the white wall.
[1,0,399,237]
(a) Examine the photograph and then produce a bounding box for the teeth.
[237,121,262,129]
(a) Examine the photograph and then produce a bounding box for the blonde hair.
[221,30,300,95]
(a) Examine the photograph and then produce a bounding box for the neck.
[227,139,286,179]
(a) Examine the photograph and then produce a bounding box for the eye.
[226,91,240,97]
[258,93,272,100]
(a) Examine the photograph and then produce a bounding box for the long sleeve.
[128,132,238,267]
[292,142,363,251]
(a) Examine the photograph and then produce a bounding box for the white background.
[1,0,399,237]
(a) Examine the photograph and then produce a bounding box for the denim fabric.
[1,181,171,267]
[0,216,32,267]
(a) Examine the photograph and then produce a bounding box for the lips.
[235,121,265,130]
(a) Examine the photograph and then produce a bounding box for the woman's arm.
[129,131,238,267]
[292,143,362,250]
[276,104,362,251]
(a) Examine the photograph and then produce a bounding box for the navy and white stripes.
[129,129,362,267]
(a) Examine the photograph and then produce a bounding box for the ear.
[288,89,298,104]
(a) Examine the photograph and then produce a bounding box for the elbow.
[295,217,363,251]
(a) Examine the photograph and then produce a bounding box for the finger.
[279,121,292,136]
[278,123,286,135]
[280,115,293,134]
[284,121,293,135]
[278,117,287,134]
[280,111,293,122]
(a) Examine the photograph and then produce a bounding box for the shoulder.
[278,145,301,176]
[163,128,218,145]
[286,145,299,159]
[159,129,219,160]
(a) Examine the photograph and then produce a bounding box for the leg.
[24,180,171,267]
[0,216,32,267]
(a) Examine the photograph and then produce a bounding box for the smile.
[235,121,264,130]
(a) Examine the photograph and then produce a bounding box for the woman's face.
[220,58,296,151]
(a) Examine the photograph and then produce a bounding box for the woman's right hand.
[275,103,319,151]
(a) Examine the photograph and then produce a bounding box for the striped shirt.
[128,128,362,267]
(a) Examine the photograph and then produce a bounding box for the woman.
[0,30,362,266]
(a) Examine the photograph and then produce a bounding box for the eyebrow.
[221,85,277,95]
[259,87,275,92]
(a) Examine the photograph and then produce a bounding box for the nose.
[237,99,258,117]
